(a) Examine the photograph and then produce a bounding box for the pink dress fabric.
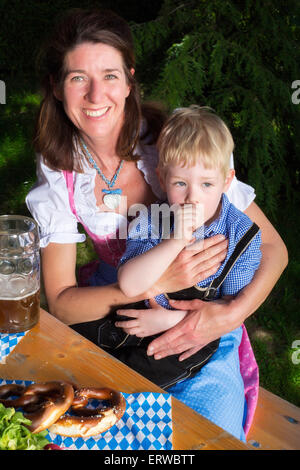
[63,170,126,273]
[63,170,259,436]
[239,324,259,435]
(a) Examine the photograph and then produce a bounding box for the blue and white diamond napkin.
[0,379,173,450]
[0,331,29,363]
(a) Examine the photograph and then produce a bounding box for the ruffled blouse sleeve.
[225,154,256,211]
[25,155,86,248]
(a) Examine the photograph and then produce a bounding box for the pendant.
[103,193,122,210]
[102,188,122,210]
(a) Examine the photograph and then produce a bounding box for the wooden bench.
[246,387,300,450]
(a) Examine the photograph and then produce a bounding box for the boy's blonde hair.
[157,105,234,178]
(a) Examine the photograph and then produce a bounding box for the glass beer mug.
[0,215,40,333]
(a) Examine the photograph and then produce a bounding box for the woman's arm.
[241,201,288,311]
[146,201,288,360]
[42,234,228,325]
[41,242,146,325]
[118,237,186,297]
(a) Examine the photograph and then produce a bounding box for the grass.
[0,86,299,407]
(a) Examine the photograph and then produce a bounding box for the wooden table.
[0,309,252,450]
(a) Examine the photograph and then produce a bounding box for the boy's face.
[158,162,235,226]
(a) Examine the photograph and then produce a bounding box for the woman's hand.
[147,234,228,297]
[147,297,236,361]
[115,298,187,337]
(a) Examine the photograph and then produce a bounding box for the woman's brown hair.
[34,8,166,172]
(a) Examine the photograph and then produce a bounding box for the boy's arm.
[118,237,186,297]
[118,203,197,297]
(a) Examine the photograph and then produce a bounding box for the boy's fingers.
[115,319,138,328]
[116,309,138,318]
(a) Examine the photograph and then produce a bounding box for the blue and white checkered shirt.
[119,194,262,308]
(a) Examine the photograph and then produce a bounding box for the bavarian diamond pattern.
[0,379,172,450]
[0,331,29,363]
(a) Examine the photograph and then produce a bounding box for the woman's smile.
[82,107,110,118]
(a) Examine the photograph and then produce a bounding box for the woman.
[26,8,287,441]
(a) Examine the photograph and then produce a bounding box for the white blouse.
[26,143,255,248]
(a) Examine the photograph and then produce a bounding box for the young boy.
[98,106,261,390]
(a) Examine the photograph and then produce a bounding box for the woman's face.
[56,42,131,144]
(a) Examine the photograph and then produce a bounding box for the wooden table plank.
[0,309,252,450]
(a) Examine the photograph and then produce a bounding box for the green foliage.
[0,87,41,216]
[133,0,300,218]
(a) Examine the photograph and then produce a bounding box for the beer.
[0,215,40,333]
[0,289,40,333]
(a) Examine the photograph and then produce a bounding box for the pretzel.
[0,384,40,408]
[49,387,126,437]
[0,381,74,433]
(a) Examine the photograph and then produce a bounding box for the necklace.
[80,138,124,210]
